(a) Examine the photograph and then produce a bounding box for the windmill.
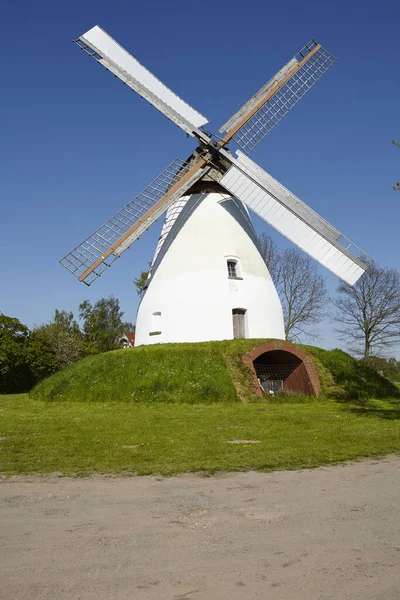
[61,26,370,346]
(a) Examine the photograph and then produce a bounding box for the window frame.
[226,256,243,280]
[227,260,237,278]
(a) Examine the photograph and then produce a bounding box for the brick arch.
[241,340,321,397]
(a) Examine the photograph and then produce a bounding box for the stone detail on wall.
[241,340,321,398]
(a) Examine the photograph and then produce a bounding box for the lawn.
[0,394,399,476]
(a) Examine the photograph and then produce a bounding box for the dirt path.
[1,457,399,600]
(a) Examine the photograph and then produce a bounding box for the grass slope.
[31,344,240,404]
[299,346,399,400]
[1,393,399,476]
[31,339,399,404]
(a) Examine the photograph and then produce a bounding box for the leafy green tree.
[134,262,151,296]
[26,328,60,384]
[41,309,85,367]
[32,323,83,369]
[79,296,134,352]
[0,314,31,393]
[366,356,400,382]
[0,315,61,392]
[53,309,81,334]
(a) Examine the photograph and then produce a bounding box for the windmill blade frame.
[75,25,209,136]
[218,151,370,286]
[60,156,209,285]
[218,40,336,155]
[62,26,372,291]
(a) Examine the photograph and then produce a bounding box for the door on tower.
[232,309,247,339]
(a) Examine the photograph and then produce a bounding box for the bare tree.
[332,264,400,360]
[257,233,281,284]
[279,249,328,341]
[258,234,328,341]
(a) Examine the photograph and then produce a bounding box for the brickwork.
[241,340,321,397]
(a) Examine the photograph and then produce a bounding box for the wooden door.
[232,309,246,339]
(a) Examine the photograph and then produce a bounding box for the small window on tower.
[149,312,162,336]
[227,260,237,278]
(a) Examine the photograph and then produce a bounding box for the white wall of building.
[135,193,285,345]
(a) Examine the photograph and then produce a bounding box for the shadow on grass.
[335,397,400,420]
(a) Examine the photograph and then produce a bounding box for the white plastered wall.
[135,193,285,345]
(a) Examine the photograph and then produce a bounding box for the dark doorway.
[253,350,313,395]
[232,309,246,339]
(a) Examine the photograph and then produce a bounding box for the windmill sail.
[75,26,209,136]
[219,40,336,154]
[60,157,207,285]
[62,27,371,290]
[219,152,370,286]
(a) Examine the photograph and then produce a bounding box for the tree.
[32,323,83,369]
[134,262,151,296]
[43,309,84,367]
[393,140,400,191]
[53,309,80,334]
[278,249,328,341]
[0,315,31,393]
[79,296,134,352]
[366,355,400,382]
[258,235,328,341]
[257,233,281,284]
[26,328,60,383]
[0,314,63,393]
[332,264,400,360]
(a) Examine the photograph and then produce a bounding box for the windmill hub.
[61,26,371,345]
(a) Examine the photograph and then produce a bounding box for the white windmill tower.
[61,26,370,346]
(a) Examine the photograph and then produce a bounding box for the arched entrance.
[241,341,321,397]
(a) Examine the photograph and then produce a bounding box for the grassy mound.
[30,339,399,404]
[30,343,239,404]
[300,346,399,400]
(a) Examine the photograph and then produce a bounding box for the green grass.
[1,394,399,476]
[10,340,398,476]
[31,344,240,404]
[31,340,399,404]
[299,346,399,399]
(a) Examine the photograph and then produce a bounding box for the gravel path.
[1,456,399,599]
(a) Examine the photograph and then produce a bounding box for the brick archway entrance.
[241,341,321,397]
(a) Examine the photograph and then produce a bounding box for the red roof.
[124,331,135,346]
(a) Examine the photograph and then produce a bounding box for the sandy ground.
[1,457,399,600]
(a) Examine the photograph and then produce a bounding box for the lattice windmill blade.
[218,40,336,155]
[63,27,371,297]
[60,156,209,285]
[218,151,370,285]
[75,25,209,136]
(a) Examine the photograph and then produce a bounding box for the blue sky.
[1,0,399,354]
